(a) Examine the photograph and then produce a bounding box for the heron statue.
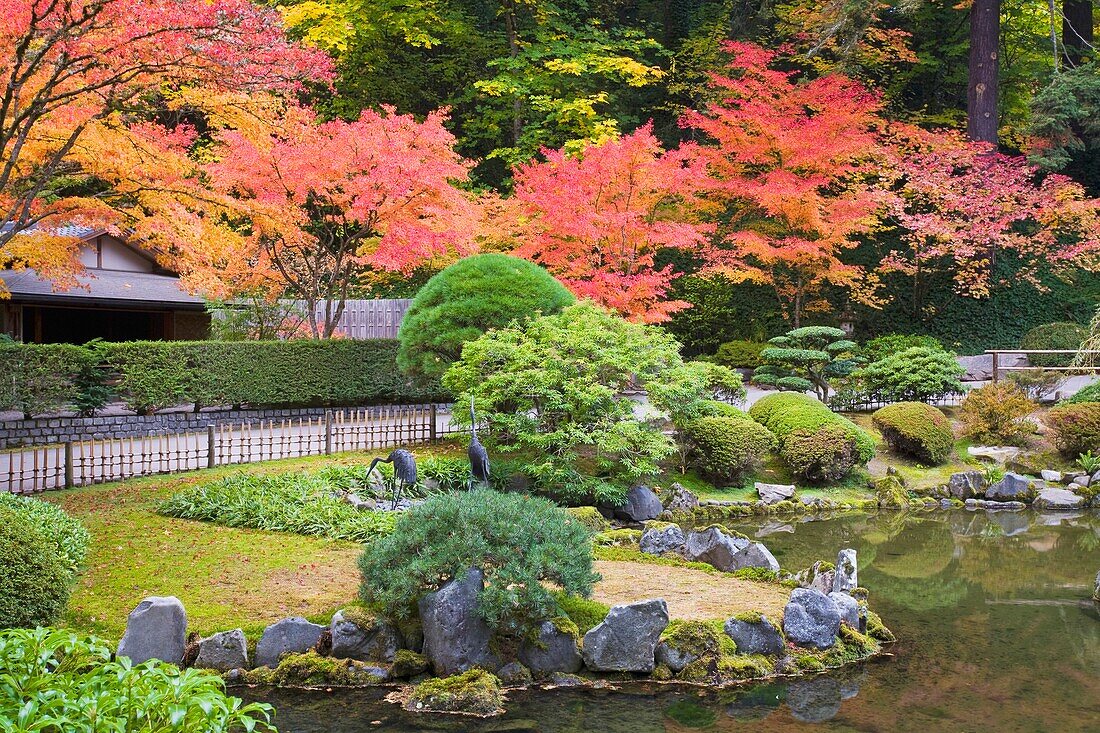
[468,399,490,489]
[366,448,417,509]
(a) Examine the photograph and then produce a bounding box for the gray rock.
[519,621,582,675]
[832,548,858,593]
[792,561,836,595]
[787,678,842,723]
[639,523,686,555]
[1068,482,1085,493]
[581,599,669,672]
[828,592,863,631]
[1032,487,1086,510]
[418,568,500,676]
[255,617,325,668]
[117,596,187,665]
[782,588,840,650]
[1040,470,1063,483]
[724,615,785,657]
[957,353,1027,382]
[193,629,248,672]
[755,482,795,505]
[663,483,699,512]
[612,485,664,522]
[968,446,1022,464]
[1079,474,1092,487]
[1093,470,1100,485]
[655,640,697,673]
[986,472,1034,502]
[965,498,1027,511]
[947,471,986,501]
[330,610,402,663]
[683,527,780,572]
[496,662,533,687]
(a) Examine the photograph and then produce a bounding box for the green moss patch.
[551,591,609,635]
[242,651,386,687]
[566,506,610,533]
[407,669,504,716]
[391,650,430,678]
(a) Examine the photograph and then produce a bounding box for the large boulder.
[255,617,325,668]
[947,471,986,501]
[683,527,779,572]
[755,482,795,505]
[418,568,500,676]
[1032,487,1085,510]
[663,483,699,512]
[117,596,188,665]
[724,614,785,657]
[832,549,858,593]
[639,523,686,555]
[611,486,664,522]
[518,621,582,675]
[968,446,1022,464]
[581,599,669,673]
[193,629,248,672]
[782,588,840,650]
[330,610,403,663]
[986,473,1035,502]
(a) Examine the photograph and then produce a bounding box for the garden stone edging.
[117,596,188,666]
[255,617,325,668]
[518,621,583,675]
[581,598,669,673]
[985,473,1034,502]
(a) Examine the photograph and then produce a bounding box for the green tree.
[753,326,859,401]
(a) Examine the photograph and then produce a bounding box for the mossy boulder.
[724,613,784,657]
[406,669,504,716]
[656,620,734,672]
[242,650,387,687]
[566,506,610,533]
[518,619,582,675]
[391,649,430,678]
[330,608,402,663]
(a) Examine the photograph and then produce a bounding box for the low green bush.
[852,347,964,403]
[749,393,874,482]
[679,415,775,483]
[960,382,1038,446]
[0,627,275,731]
[358,488,599,633]
[872,402,954,464]
[0,494,89,577]
[397,254,576,383]
[0,508,73,628]
[1045,403,1100,457]
[778,425,860,483]
[158,471,397,542]
[1019,322,1088,367]
[861,334,944,363]
[1061,381,1100,405]
[709,340,768,369]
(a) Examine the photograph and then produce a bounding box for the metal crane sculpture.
[366,448,417,509]
[467,399,490,489]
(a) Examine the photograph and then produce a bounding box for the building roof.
[0,268,206,310]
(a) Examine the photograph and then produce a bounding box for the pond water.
[247,509,1100,732]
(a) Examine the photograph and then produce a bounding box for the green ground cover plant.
[0,493,89,577]
[0,627,275,732]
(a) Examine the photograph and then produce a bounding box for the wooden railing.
[1,405,460,494]
[987,350,1100,382]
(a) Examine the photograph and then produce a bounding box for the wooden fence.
[311,298,412,339]
[1,405,459,494]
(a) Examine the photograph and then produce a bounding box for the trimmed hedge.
[0,339,445,416]
[680,415,776,483]
[749,393,875,482]
[872,402,954,465]
[1045,403,1100,457]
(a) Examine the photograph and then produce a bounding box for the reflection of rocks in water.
[989,511,1030,538]
[524,690,666,733]
[786,677,842,723]
[863,567,972,612]
[948,512,986,538]
[1035,511,1084,527]
[756,521,795,537]
[721,682,785,722]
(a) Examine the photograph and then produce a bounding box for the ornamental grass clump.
[0,627,275,732]
[358,488,599,634]
[872,402,954,464]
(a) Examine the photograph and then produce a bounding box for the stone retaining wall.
[0,404,444,449]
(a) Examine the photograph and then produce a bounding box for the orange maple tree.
[680,41,886,326]
[0,0,329,293]
[510,124,713,323]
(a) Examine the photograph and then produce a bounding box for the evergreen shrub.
[1045,403,1100,457]
[0,508,73,628]
[679,415,775,483]
[852,347,964,403]
[959,382,1038,446]
[872,402,954,464]
[749,393,874,482]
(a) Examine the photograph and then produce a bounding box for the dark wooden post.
[207,425,216,468]
[991,351,1000,383]
[64,442,74,489]
[429,404,438,443]
[967,0,1000,143]
[324,411,333,455]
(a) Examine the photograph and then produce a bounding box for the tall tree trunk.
[967,0,1000,143]
[503,0,523,145]
[1063,0,1094,67]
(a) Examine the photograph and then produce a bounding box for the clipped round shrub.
[0,494,89,577]
[780,425,860,483]
[1045,403,1100,457]
[359,488,599,633]
[960,382,1037,446]
[1019,322,1088,367]
[0,508,73,628]
[679,416,776,483]
[872,402,954,464]
[397,254,575,382]
[749,393,874,459]
[853,347,964,403]
[710,340,768,369]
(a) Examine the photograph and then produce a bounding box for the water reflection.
[248,509,1100,732]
